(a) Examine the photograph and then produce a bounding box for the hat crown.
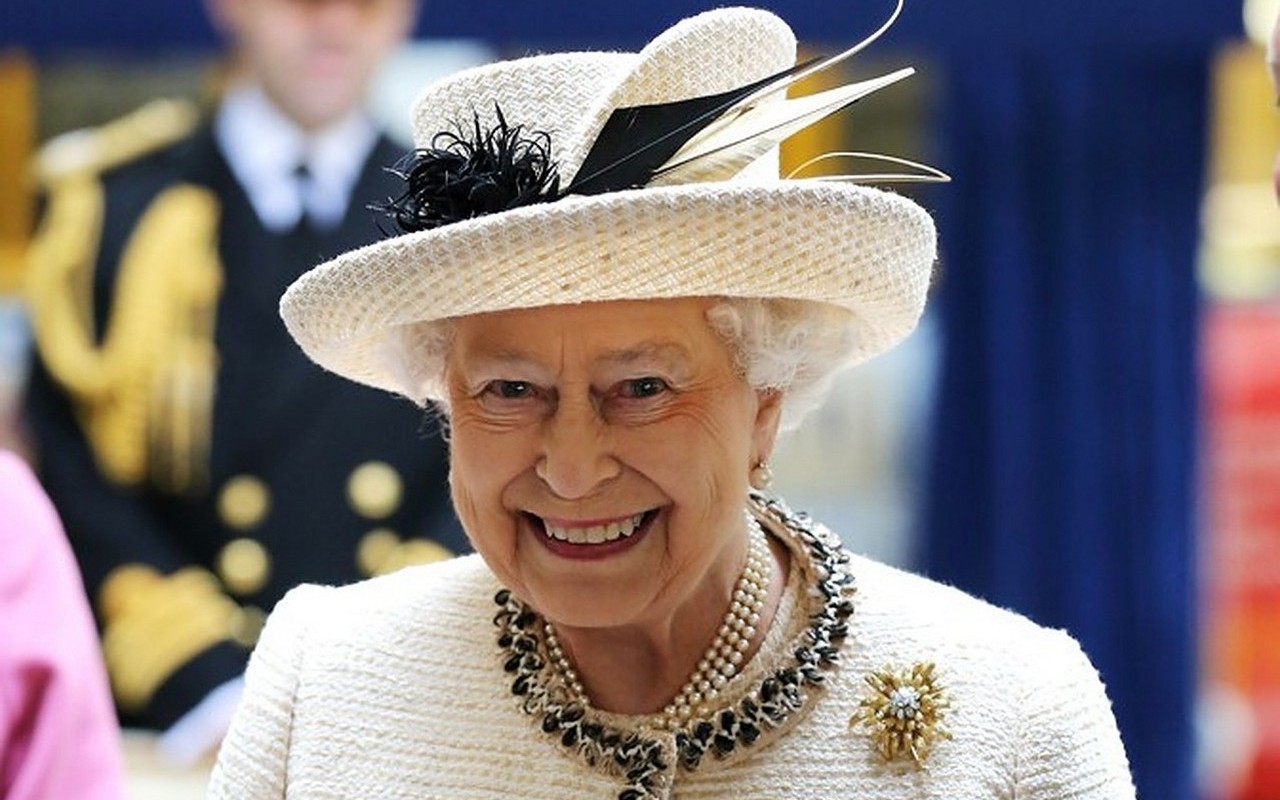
[280,5,939,404]
[408,8,797,185]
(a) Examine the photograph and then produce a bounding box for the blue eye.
[623,377,668,398]
[487,380,534,399]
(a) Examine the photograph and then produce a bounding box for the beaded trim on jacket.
[491,493,857,800]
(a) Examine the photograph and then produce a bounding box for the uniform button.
[380,537,454,575]
[357,530,454,577]
[346,461,403,520]
[357,528,401,577]
[231,605,267,648]
[217,475,271,531]
[217,538,272,597]
[394,538,454,568]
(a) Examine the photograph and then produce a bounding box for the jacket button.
[357,529,454,577]
[231,605,267,647]
[217,537,272,597]
[357,528,401,577]
[346,461,403,519]
[393,538,454,570]
[217,475,270,530]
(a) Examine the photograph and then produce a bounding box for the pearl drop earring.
[749,460,773,490]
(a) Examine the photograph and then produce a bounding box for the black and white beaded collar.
[492,493,857,800]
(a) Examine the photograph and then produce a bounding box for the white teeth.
[543,512,646,545]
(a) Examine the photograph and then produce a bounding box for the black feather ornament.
[375,105,562,234]
[565,58,816,197]
[566,0,943,193]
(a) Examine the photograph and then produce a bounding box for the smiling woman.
[446,298,781,702]
[208,5,1136,799]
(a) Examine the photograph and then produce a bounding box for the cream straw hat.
[280,5,939,399]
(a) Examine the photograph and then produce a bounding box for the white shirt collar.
[214,82,380,232]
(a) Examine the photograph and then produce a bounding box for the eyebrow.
[468,347,540,367]
[465,342,693,372]
[594,342,692,368]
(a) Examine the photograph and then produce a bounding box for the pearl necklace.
[543,512,773,731]
[494,494,857,799]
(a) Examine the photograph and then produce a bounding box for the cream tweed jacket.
[209,526,1135,799]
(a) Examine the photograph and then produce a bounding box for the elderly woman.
[209,7,1134,799]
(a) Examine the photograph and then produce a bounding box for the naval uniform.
[23,91,465,730]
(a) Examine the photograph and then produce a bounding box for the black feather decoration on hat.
[376,105,562,234]
[565,58,816,196]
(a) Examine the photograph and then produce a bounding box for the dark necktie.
[293,162,314,232]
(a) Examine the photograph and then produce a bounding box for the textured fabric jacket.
[210,505,1134,799]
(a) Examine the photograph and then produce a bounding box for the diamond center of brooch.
[887,686,921,718]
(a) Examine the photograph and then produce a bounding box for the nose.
[535,396,620,500]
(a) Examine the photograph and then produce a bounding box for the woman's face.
[446,297,782,630]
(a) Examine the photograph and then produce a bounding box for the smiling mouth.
[532,510,657,545]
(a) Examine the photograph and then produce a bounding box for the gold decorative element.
[33,99,199,185]
[216,537,272,597]
[392,537,455,570]
[356,528,401,576]
[25,176,223,493]
[346,461,404,519]
[98,563,162,623]
[0,52,35,294]
[230,605,267,648]
[358,529,454,576]
[853,662,952,766]
[217,475,271,531]
[98,564,241,712]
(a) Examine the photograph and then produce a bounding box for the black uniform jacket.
[24,122,466,728]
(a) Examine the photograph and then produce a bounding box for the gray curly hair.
[379,297,859,433]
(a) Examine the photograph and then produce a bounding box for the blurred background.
[0,0,1272,797]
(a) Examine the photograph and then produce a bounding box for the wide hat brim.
[279,7,938,399]
[281,180,934,396]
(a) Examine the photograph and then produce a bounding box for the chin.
[532,587,647,631]
[280,88,360,130]
[522,558,660,630]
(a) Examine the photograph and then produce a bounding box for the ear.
[750,388,784,466]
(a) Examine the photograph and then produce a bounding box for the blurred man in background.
[22,0,463,763]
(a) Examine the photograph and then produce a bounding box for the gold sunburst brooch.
[853,661,952,766]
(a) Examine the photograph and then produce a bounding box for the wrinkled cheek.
[451,485,510,577]
[448,452,491,528]
[447,468,474,526]
[449,445,520,562]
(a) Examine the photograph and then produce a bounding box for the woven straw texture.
[280,7,938,398]
[208,520,1135,798]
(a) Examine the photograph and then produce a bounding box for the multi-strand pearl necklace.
[543,512,773,731]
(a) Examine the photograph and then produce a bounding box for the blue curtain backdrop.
[0,0,1243,54]
[922,47,1223,800]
